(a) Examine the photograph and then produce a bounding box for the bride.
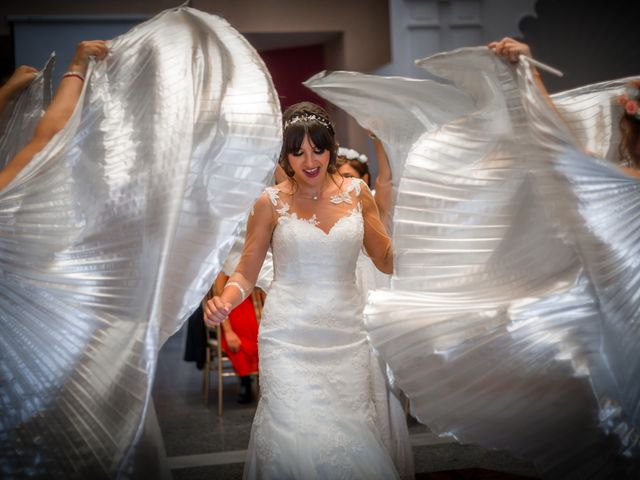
[204,101,411,479]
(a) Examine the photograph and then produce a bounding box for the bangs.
[283,122,334,154]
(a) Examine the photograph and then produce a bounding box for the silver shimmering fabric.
[304,70,475,184]
[0,7,281,479]
[306,48,639,478]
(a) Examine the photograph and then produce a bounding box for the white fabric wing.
[0,7,280,478]
[304,70,475,183]
[309,46,640,478]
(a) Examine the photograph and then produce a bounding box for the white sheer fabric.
[241,177,410,479]
[307,48,640,478]
[0,7,281,478]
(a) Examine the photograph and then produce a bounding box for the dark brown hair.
[279,102,338,178]
[619,113,640,169]
[336,155,371,187]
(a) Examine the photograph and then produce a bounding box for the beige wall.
[201,0,389,71]
[2,0,390,147]
[1,0,390,71]
[194,0,391,148]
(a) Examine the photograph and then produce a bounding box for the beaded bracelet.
[63,71,85,82]
[225,281,247,300]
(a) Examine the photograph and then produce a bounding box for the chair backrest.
[250,288,265,324]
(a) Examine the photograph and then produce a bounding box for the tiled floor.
[153,324,540,479]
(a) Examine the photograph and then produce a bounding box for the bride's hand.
[203,295,231,327]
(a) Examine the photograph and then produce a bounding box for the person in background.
[489,36,640,178]
[0,65,39,116]
[0,40,109,191]
[336,132,394,233]
[615,79,640,172]
[212,271,259,404]
[336,145,370,185]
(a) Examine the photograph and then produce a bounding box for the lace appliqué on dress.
[265,186,279,206]
[245,177,398,479]
[250,186,280,217]
[260,179,364,238]
[266,186,322,227]
[277,201,320,227]
[330,178,363,205]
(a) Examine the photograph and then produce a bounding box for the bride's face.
[288,134,330,185]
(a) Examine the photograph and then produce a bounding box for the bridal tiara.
[284,113,334,131]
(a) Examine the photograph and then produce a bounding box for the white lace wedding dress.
[243,178,402,479]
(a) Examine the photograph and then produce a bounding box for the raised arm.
[370,132,393,233]
[0,65,39,115]
[0,40,109,191]
[488,37,572,130]
[361,182,393,274]
[204,192,276,326]
[489,37,640,177]
[488,37,556,109]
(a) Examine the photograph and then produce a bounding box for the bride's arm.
[361,182,393,274]
[204,192,276,326]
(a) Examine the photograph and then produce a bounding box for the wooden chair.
[202,288,263,415]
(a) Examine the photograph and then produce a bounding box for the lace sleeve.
[222,191,277,307]
[360,181,393,274]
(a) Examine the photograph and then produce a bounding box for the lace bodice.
[266,179,364,284]
[226,176,392,305]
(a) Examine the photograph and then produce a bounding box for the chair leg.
[217,362,223,416]
[203,347,210,406]
[217,326,224,416]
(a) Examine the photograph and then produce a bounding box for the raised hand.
[2,65,39,96]
[488,37,532,64]
[68,40,110,75]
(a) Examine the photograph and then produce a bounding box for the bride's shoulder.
[259,181,286,201]
[250,190,281,228]
[254,186,281,215]
[341,176,371,197]
[254,182,291,215]
[344,177,376,212]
